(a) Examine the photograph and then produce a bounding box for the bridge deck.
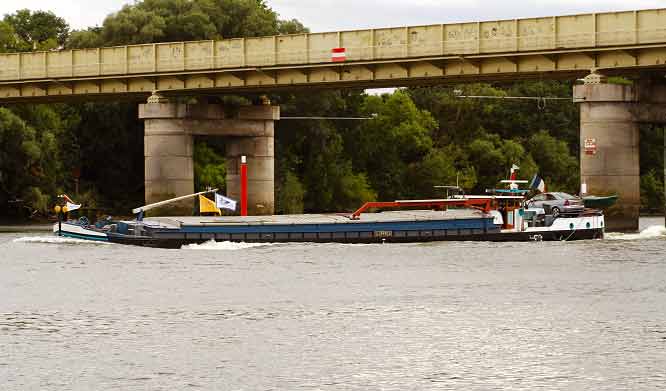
[2,8,666,101]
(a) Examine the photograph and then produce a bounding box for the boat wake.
[605,225,666,241]
[182,240,274,251]
[12,236,111,246]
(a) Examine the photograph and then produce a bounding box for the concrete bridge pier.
[141,105,195,215]
[139,100,278,216]
[574,77,640,232]
[574,74,666,232]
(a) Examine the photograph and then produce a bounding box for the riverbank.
[0,224,51,233]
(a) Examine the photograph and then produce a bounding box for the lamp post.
[54,205,62,236]
[54,205,68,236]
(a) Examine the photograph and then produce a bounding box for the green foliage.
[465,134,536,192]
[640,170,664,213]
[405,149,458,197]
[274,90,377,212]
[63,102,144,212]
[3,9,69,51]
[526,130,579,192]
[640,125,665,212]
[276,171,304,214]
[23,187,50,214]
[98,0,306,45]
[67,28,104,49]
[0,108,61,216]
[278,19,309,34]
[194,141,226,191]
[355,91,437,199]
[408,82,578,151]
[299,125,376,212]
[0,21,18,52]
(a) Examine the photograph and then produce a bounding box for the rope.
[562,221,578,241]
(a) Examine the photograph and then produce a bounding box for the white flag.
[66,201,81,211]
[215,193,237,211]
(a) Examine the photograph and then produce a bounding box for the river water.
[1,218,665,390]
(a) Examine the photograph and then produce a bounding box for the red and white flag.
[331,47,346,62]
[509,164,519,181]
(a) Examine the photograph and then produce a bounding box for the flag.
[530,174,546,193]
[199,195,221,216]
[66,201,81,211]
[510,164,520,180]
[215,193,237,211]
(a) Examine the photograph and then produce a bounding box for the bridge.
[3,8,666,231]
[2,8,666,100]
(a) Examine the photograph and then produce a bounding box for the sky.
[1,0,666,31]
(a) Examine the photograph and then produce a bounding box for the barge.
[53,195,605,248]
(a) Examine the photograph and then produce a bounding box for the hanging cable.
[280,116,376,120]
[454,95,570,101]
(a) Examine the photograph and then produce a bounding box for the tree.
[355,91,437,199]
[298,123,376,212]
[640,170,664,213]
[465,133,537,192]
[526,130,579,192]
[194,140,226,191]
[3,9,69,51]
[276,171,304,214]
[274,89,375,211]
[64,103,144,212]
[640,125,665,212]
[0,108,62,217]
[98,0,303,45]
[0,21,18,52]
[67,27,103,49]
[278,19,309,34]
[406,149,459,197]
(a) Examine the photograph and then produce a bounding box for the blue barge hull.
[96,209,603,248]
[106,209,497,247]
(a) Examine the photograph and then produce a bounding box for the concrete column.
[225,121,275,215]
[140,103,195,215]
[574,82,640,232]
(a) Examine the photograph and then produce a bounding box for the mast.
[132,189,218,215]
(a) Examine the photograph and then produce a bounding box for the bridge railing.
[1,8,666,82]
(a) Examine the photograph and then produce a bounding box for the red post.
[240,155,248,216]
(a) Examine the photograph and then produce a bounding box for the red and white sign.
[584,138,597,155]
[331,47,346,62]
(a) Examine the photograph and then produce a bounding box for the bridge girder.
[1,49,665,104]
[3,8,666,102]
